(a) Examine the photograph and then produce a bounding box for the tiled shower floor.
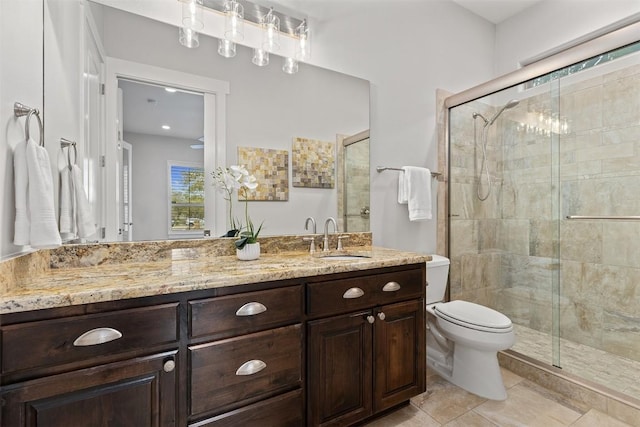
[512,324,640,401]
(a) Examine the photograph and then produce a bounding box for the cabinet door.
[307,311,373,427]
[374,299,425,412]
[1,351,178,427]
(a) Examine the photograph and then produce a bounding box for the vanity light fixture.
[182,0,204,31]
[223,0,244,42]
[261,7,280,52]
[294,19,310,61]
[218,39,237,58]
[282,57,298,74]
[179,27,199,48]
[178,0,309,74]
[179,0,203,48]
[252,48,269,66]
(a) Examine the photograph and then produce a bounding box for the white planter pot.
[236,242,260,261]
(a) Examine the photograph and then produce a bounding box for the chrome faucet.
[305,217,316,234]
[323,217,337,252]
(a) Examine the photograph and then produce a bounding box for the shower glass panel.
[448,41,640,401]
[343,135,370,232]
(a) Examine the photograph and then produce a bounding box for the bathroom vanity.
[0,242,428,427]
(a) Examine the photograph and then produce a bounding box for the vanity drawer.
[307,267,423,318]
[2,303,179,375]
[189,324,302,417]
[189,285,302,340]
[190,389,303,427]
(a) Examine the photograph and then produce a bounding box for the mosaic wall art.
[237,147,289,201]
[292,137,335,188]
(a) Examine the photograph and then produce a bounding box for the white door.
[83,8,105,240]
[121,141,133,241]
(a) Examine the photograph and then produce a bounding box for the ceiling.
[450,0,544,24]
[118,0,542,140]
[119,79,204,142]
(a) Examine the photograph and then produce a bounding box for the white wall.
[495,0,640,76]
[0,0,43,259]
[124,132,203,241]
[302,1,497,253]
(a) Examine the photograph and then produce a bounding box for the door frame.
[104,57,229,241]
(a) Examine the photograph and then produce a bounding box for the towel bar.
[376,166,442,178]
[566,215,640,220]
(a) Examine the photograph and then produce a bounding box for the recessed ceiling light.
[165,87,177,93]
[162,125,171,130]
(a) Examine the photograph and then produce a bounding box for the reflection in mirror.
[44,0,370,243]
[118,79,205,241]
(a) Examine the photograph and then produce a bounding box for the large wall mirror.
[44,0,369,243]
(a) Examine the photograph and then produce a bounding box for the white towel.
[402,166,432,222]
[13,140,30,246]
[397,171,408,205]
[59,166,74,238]
[25,139,61,248]
[72,164,96,238]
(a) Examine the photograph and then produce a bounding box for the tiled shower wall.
[449,59,640,363]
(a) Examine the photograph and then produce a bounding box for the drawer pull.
[343,287,364,299]
[235,302,267,316]
[73,327,122,347]
[382,281,401,292]
[235,359,267,376]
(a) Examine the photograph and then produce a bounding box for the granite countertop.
[1,247,430,314]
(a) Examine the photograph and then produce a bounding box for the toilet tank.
[426,255,450,305]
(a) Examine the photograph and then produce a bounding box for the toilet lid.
[434,300,513,332]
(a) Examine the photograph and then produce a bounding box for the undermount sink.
[315,253,372,260]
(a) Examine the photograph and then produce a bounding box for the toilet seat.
[434,300,513,333]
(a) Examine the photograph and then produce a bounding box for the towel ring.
[14,102,44,147]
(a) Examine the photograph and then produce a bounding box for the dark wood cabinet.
[306,264,426,426]
[1,263,425,427]
[374,299,425,412]
[307,311,374,427]
[1,350,178,427]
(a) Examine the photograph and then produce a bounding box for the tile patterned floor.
[511,324,640,401]
[363,368,636,427]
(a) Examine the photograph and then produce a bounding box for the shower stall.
[446,21,640,404]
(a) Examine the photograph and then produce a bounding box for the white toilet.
[426,255,515,400]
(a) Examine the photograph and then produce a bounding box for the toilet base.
[427,343,508,400]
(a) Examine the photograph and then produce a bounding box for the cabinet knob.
[236,359,267,376]
[163,359,176,373]
[235,302,267,316]
[382,281,401,292]
[366,315,375,324]
[343,287,365,299]
[377,312,386,321]
[73,327,122,347]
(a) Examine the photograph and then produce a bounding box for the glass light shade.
[261,10,280,52]
[295,21,311,61]
[223,0,244,42]
[182,0,203,31]
[179,27,199,48]
[252,48,269,66]
[282,57,299,74]
[218,39,237,58]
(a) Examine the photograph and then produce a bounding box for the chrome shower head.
[487,99,519,126]
[472,112,489,125]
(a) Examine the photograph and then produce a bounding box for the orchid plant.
[212,165,262,248]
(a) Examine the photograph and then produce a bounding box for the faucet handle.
[337,235,349,251]
[303,236,317,254]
